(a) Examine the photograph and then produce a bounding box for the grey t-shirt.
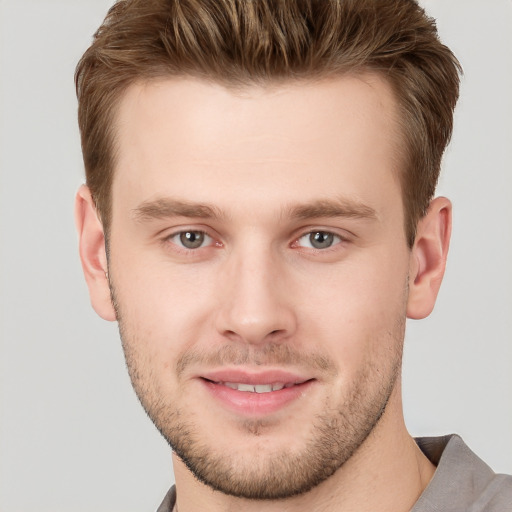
[157,435,512,511]
[412,434,512,511]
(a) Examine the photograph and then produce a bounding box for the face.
[107,75,412,498]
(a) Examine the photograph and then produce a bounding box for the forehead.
[112,74,402,217]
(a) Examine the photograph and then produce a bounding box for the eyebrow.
[131,196,377,223]
[286,198,378,221]
[132,198,224,222]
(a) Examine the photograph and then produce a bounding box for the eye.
[296,231,342,250]
[170,230,212,249]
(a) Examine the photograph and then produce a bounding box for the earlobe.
[75,185,117,321]
[407,197,452,319]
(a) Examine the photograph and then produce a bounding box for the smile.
[200,373,315,416]
[208,381,301,393]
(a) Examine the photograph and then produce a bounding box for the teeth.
[254,384,272,393]
[238,383,257,392]
[223,382,289,393]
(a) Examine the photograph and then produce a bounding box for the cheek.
[297,253,409,368]
[110,250,219,363]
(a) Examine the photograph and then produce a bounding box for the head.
[75,0,460,502]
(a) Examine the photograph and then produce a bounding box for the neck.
[171,384,435,512]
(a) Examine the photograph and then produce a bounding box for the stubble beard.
[160,360,400,500]
[110,283,405,500]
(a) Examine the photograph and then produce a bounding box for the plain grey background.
[0,1,511,510]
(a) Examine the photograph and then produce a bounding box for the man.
[74,0,512,510]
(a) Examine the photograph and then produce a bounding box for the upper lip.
[199,369,313,386]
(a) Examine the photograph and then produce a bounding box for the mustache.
[176,343,338,378]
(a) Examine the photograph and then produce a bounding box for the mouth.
[198,371,316,415]
[202,379,306,393]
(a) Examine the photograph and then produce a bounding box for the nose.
[214,246,297,346]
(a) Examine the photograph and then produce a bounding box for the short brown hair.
[76,0,461,246]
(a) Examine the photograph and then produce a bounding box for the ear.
[75,185,116,321]
[407,196,452,319]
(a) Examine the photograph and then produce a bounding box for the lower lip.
[201,379,314,416]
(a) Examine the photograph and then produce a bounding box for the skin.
[76,75,451,511]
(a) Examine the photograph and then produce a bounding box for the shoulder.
[413,434,512,512]
[156,485,176,512]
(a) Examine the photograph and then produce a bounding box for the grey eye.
[178,231,207,249]
[297,231,341,249]
[309,232,335,249]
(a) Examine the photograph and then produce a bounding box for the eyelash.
[292,230,347,252]
[161,228,350,254]
[164,230,217,252]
